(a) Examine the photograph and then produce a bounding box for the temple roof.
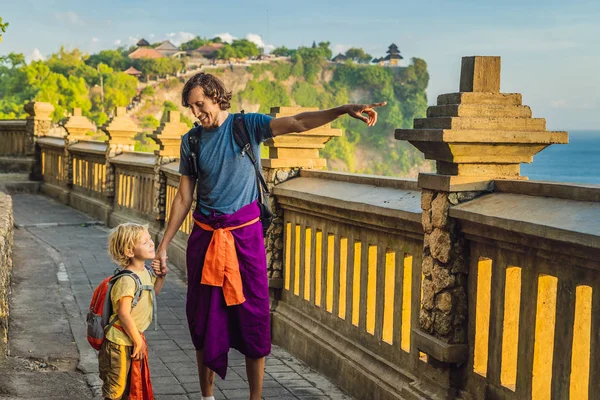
[128,47,164,59]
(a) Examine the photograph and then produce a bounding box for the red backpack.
[86,268,156,350]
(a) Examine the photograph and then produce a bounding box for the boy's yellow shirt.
[105,268,156,346]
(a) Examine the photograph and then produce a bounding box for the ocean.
[520,130,600,185]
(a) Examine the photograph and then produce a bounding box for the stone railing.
[67,141,111,223]
[110,152,156,225]
[0,121,28,157]
[0,192,14,355]
[37,137,67,188]
[10,56,600,399]
[162,163,194,235]
[272,170,426,399]
[451,180,600,400]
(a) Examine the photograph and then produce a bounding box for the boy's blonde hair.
[108,223,149,268]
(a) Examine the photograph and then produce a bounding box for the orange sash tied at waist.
[194,216,260,306]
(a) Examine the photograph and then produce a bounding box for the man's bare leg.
[246,356,265,400]
[196,350,215,397]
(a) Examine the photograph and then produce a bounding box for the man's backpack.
[188,111,273,235]
[86,268,156,350]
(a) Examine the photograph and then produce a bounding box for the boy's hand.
[154,248,169,277]
[151,259,167,277]
[132,339,147,360]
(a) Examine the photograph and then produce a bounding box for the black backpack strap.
[232,111,269,195]
[187,124,202,178]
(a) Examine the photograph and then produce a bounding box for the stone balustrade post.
[101,107,139,201]
[263,106,342,290]
[396,56,568,395]
[63,108,96,186]
[24,102,54,180]
[148,111,188,223]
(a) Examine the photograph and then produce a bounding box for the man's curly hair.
[181,72,232,110]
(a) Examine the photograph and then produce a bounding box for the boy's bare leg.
[246,356,265,400]
[196,350,215,396]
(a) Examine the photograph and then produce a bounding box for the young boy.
[99,223,167,400]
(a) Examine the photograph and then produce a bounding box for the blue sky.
[1,0,599,130]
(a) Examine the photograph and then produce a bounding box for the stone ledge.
[37,137,65,148]
[110,152,155,168]
[0,120,27,129]
[262,158,327,169]
[437,92,522,106]
[299,169,419,191]
[395,129,568,144]
[449,192,600,250]
[68,141,108,155]
[274,177,422,224]
[494,179,600,203]
[426,104,532,118]
[412,329,468,364]
[418,173,496,192]
[413,116,546,131]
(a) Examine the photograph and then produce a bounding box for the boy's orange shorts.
[98,339,132,399]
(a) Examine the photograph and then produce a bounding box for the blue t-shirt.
[179,113,273,216]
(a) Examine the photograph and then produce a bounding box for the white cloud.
[245,33,275,52]
[27,48,45,63]
[149,33,155,39]
[215,33,236,44]
[55,11,83,25]
[114,39,122,46]
[246,33,265,48]
[165,31,195,46]
[92,37,99,43]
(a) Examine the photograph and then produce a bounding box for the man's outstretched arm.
[270,102,387,137]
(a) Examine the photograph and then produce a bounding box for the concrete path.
[1,194,352,400]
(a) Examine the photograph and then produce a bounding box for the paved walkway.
[7,194,352,400]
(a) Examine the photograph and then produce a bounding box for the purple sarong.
[186,200,271,379]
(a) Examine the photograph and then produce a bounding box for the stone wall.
[0,192,14,355]
[263,167,300,286]
[420,190,481,344]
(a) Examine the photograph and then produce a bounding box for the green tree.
[217,46,237,61]
[217,39,261,60]
[181,36,207,51]
[271,46,296,57]
[291,81,320,107]
[140,85,155,97]
[297,46,328,83]
[141,115,160,130]
[317,42,332,60]
[87,50,129,71]
[0,17,8,42]
[345,48,372,64]
[134,57,183,79]
[290,53,304,77]
[102,68,138,112]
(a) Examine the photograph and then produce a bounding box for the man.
[155,72,385,400]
